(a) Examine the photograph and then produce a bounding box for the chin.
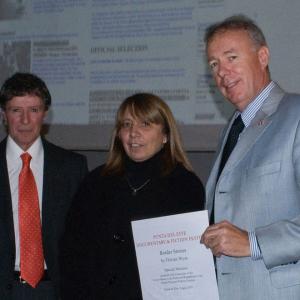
[132,158,145,162]
[130,155,148,162]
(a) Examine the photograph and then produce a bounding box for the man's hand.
[200,220,250,257]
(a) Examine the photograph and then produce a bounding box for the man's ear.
[258,46,270,69]
[43,109,48,121]
[1,109,7,125]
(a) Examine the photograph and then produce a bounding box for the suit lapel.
[0,138,16,260]
[41,140,62,236]
[218,83,285,179]
[221,112,270,176]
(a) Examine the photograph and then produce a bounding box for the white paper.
[131,210,219,300]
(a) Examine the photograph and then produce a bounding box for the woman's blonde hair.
[102,93,193,176]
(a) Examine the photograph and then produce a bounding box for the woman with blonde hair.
[60,93,204,299]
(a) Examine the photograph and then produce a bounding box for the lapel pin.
[257,119,267,126]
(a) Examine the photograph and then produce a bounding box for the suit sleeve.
[59,173,97,299]
[256,119,300,269]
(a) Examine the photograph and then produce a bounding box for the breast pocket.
[244,161,282,203]
[246,161,281,178]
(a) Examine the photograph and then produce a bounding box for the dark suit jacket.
[0,137,88,299]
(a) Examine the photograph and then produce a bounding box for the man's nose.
[21,111,30,124]
[217,62,230,78]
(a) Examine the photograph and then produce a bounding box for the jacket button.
[6,283,13,290]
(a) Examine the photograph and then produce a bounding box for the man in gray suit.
[0,72,88,299]
[201,15,300,299]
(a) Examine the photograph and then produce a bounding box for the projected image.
[0,0,26,20]
[0,41,31,85]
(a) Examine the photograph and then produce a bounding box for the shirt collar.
[240,81,275,127]
[6,136,43,165]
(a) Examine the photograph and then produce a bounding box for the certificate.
[131,210,219,300]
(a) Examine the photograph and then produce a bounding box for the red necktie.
[19,152,44,288]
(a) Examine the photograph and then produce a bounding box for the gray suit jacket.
[0,137,88,299]
[206,83,300,300]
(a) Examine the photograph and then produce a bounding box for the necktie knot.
[21,152,32,167]
[232,114,245,133]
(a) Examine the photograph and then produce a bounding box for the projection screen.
[0,0,299,150]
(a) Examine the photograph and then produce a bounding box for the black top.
[60,151,205,300]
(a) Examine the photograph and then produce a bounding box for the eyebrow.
[7,105,44,109]
[224,48,236,54]
[208,48,236,62]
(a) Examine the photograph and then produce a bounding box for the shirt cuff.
[248,231,262,260]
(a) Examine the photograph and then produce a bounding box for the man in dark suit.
[0,72,88,299]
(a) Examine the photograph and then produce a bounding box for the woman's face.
[118,110,167,162]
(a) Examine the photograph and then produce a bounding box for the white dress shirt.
[6,136,44,270]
